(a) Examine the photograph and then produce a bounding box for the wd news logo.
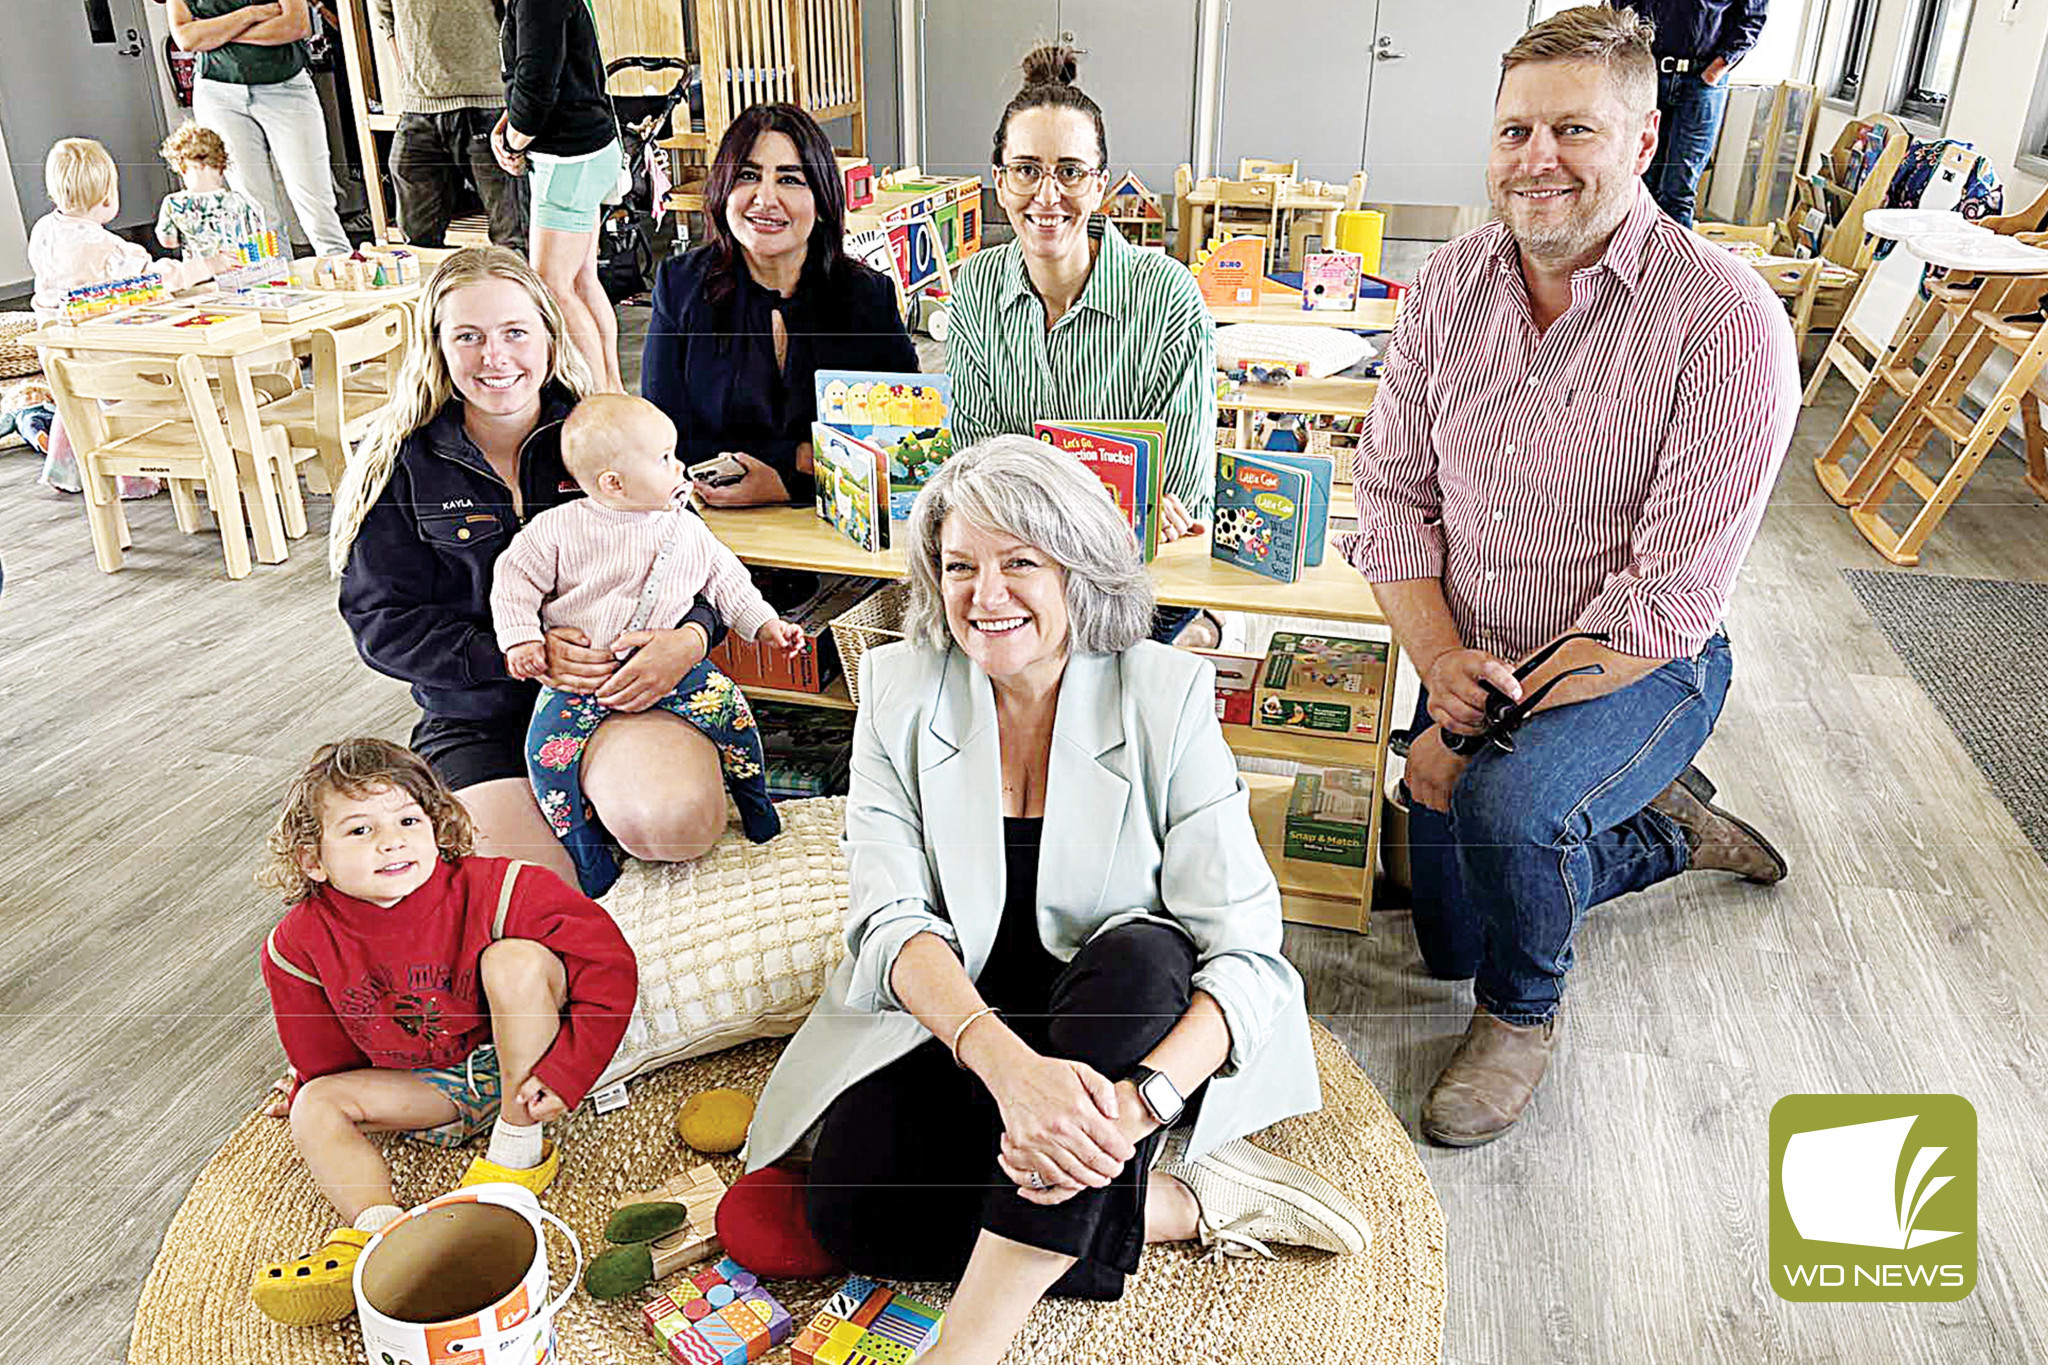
[1770,1095,1976,1302]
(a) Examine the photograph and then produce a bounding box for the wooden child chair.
[1238,157,1299,181]
[44,352,261,579]
[1817,232,2048,564]
[259,306,410,539]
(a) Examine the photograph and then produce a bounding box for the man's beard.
[1490,173,1631,264]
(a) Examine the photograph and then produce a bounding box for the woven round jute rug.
[130,1024,1443,1365]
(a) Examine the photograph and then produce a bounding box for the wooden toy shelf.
[700,502,1398,933]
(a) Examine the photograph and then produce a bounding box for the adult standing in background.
[170,0,354,256]
[372,0,528,253]
[1625,0,1769,226]
[492,0,625,392]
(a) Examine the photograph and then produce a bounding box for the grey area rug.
[1843,569,2048,865]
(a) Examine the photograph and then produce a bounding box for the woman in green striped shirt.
[947,44,1219,646]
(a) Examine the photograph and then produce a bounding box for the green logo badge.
[1770,1094,1976,1302]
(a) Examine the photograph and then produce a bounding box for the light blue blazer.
[745,639,1322,1169]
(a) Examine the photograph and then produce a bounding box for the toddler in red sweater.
[249,738,638,1326]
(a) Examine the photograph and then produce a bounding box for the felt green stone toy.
[677,1089,755,1154]
[604,1200,692,1244]
[583,1242,655,1301]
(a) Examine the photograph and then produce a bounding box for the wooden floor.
[3,343,2046,1363]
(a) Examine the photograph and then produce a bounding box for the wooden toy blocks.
[792,1277,943,1365]
[620,1163,730,1277]
[642,1256,793,1365]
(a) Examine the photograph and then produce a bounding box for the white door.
[0,0,169,234]
[1361,0,1532,206]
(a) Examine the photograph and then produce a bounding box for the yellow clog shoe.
[249,1226,372,1325]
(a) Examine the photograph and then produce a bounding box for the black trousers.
[805,921,1199,1300]
[390,108,529,253]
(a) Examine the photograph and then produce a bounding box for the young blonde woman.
[328,247,729,890]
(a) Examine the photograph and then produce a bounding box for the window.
[2022,35,2048,168]
[1892,0,1976,128]
[1813,0,1881,106]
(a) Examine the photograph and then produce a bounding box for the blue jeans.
[1644,72,1730,227]
[1405,633,1732,1025]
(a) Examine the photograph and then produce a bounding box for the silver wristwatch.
[1131,1065,1186,1126]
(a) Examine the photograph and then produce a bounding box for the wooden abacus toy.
[62,274,167,323]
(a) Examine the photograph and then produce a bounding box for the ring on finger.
[1027,1170,1048,1191]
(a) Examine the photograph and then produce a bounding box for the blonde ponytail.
[329,247,596,576]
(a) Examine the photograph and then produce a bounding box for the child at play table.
[250,737,637,1326]
[154,123,267,261]
[489,392,804,896]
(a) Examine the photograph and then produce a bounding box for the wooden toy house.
[1103,171,1167,247]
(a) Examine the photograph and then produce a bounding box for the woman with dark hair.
[948,43,1219,645]
[642,103,916,507]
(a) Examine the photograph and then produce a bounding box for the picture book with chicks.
[815,371,954,520]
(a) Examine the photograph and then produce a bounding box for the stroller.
[599,55,700,302]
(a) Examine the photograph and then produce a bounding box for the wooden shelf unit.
[699,502,1399,933]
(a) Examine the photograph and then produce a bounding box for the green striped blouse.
[947,217,1219,517]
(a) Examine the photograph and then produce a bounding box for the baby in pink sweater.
[491,394,803,676]
[490,394,803,891]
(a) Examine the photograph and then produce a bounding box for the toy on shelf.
[61,273,167,322]
[837,155,876,211]
[1192,237,1266,307]
[642,1256,795,1365]
[1103,170,1167,247]
[792,1276,944,1365]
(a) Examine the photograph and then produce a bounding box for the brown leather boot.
[1421,1007,1560,1147]
[1649,766,1788,884]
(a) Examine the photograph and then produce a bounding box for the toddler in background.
[155,123,267,261]
[490,393,804,895]
[251,738,637,1326]
[27,138,234,495]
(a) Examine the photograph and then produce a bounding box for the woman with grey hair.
[745,436,1367,1359]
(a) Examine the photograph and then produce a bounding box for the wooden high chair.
[1748,256,1823,358]
[45,352,261,578]
[259,306,409,539]
[1818,232,2048,565]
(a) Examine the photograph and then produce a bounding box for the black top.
[1622,0,1770,66]
[974,817,1066,1014]
[641,245,918,505]
[501,0,616,156]
[338,386,724,722]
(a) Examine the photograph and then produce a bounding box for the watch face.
[1139,1070,1182,1123]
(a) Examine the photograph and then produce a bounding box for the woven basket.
[0,313,42,380]
[829,582,908,706]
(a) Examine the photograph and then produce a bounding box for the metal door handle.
[119,26,143,57]
[1375,35,1406,60]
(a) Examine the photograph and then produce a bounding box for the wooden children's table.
[36,290,402,565]
[1178,178,1348,270]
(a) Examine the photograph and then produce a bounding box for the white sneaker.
[1158,1137,1372,1259]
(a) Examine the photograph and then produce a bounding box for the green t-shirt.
[188,0,308,86]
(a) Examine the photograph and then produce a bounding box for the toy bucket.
[353,1182,583,1365]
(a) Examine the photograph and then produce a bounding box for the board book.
[1211,449,1311,583]
[1300,250,1364,311]
[1032,418,1167,561]
[1234,446,1332,566]
[811,420,890,552]
[815,370,953,519]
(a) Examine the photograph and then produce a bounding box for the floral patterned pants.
[525,659,779,896]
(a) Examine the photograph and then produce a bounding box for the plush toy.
[715,1167,842,1279]
[677,1088,755,1154]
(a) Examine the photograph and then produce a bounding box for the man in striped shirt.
[1341,6,1797,1147]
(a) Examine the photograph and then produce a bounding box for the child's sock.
[485,1113,545,1170]
[352,1203,403,1234]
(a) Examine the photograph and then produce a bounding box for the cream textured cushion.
[591,796,848,1094]
[1214,322,1374,378]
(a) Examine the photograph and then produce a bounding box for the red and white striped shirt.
[1340,185,1798,662]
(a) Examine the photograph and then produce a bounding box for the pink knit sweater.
[490,499,778,655]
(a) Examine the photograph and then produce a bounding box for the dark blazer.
[641,245,917,504]
[339,387,722,722]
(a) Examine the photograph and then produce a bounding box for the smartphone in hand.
[688,454,748,489]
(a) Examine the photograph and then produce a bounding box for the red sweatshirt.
[261,856,637,1110]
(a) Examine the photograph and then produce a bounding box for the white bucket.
[353,1182,583,1365]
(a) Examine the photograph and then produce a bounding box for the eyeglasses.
[996,161,1104,194]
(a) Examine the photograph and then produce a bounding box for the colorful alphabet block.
[641,1258,793,1365]
[792,1278,943,1365]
